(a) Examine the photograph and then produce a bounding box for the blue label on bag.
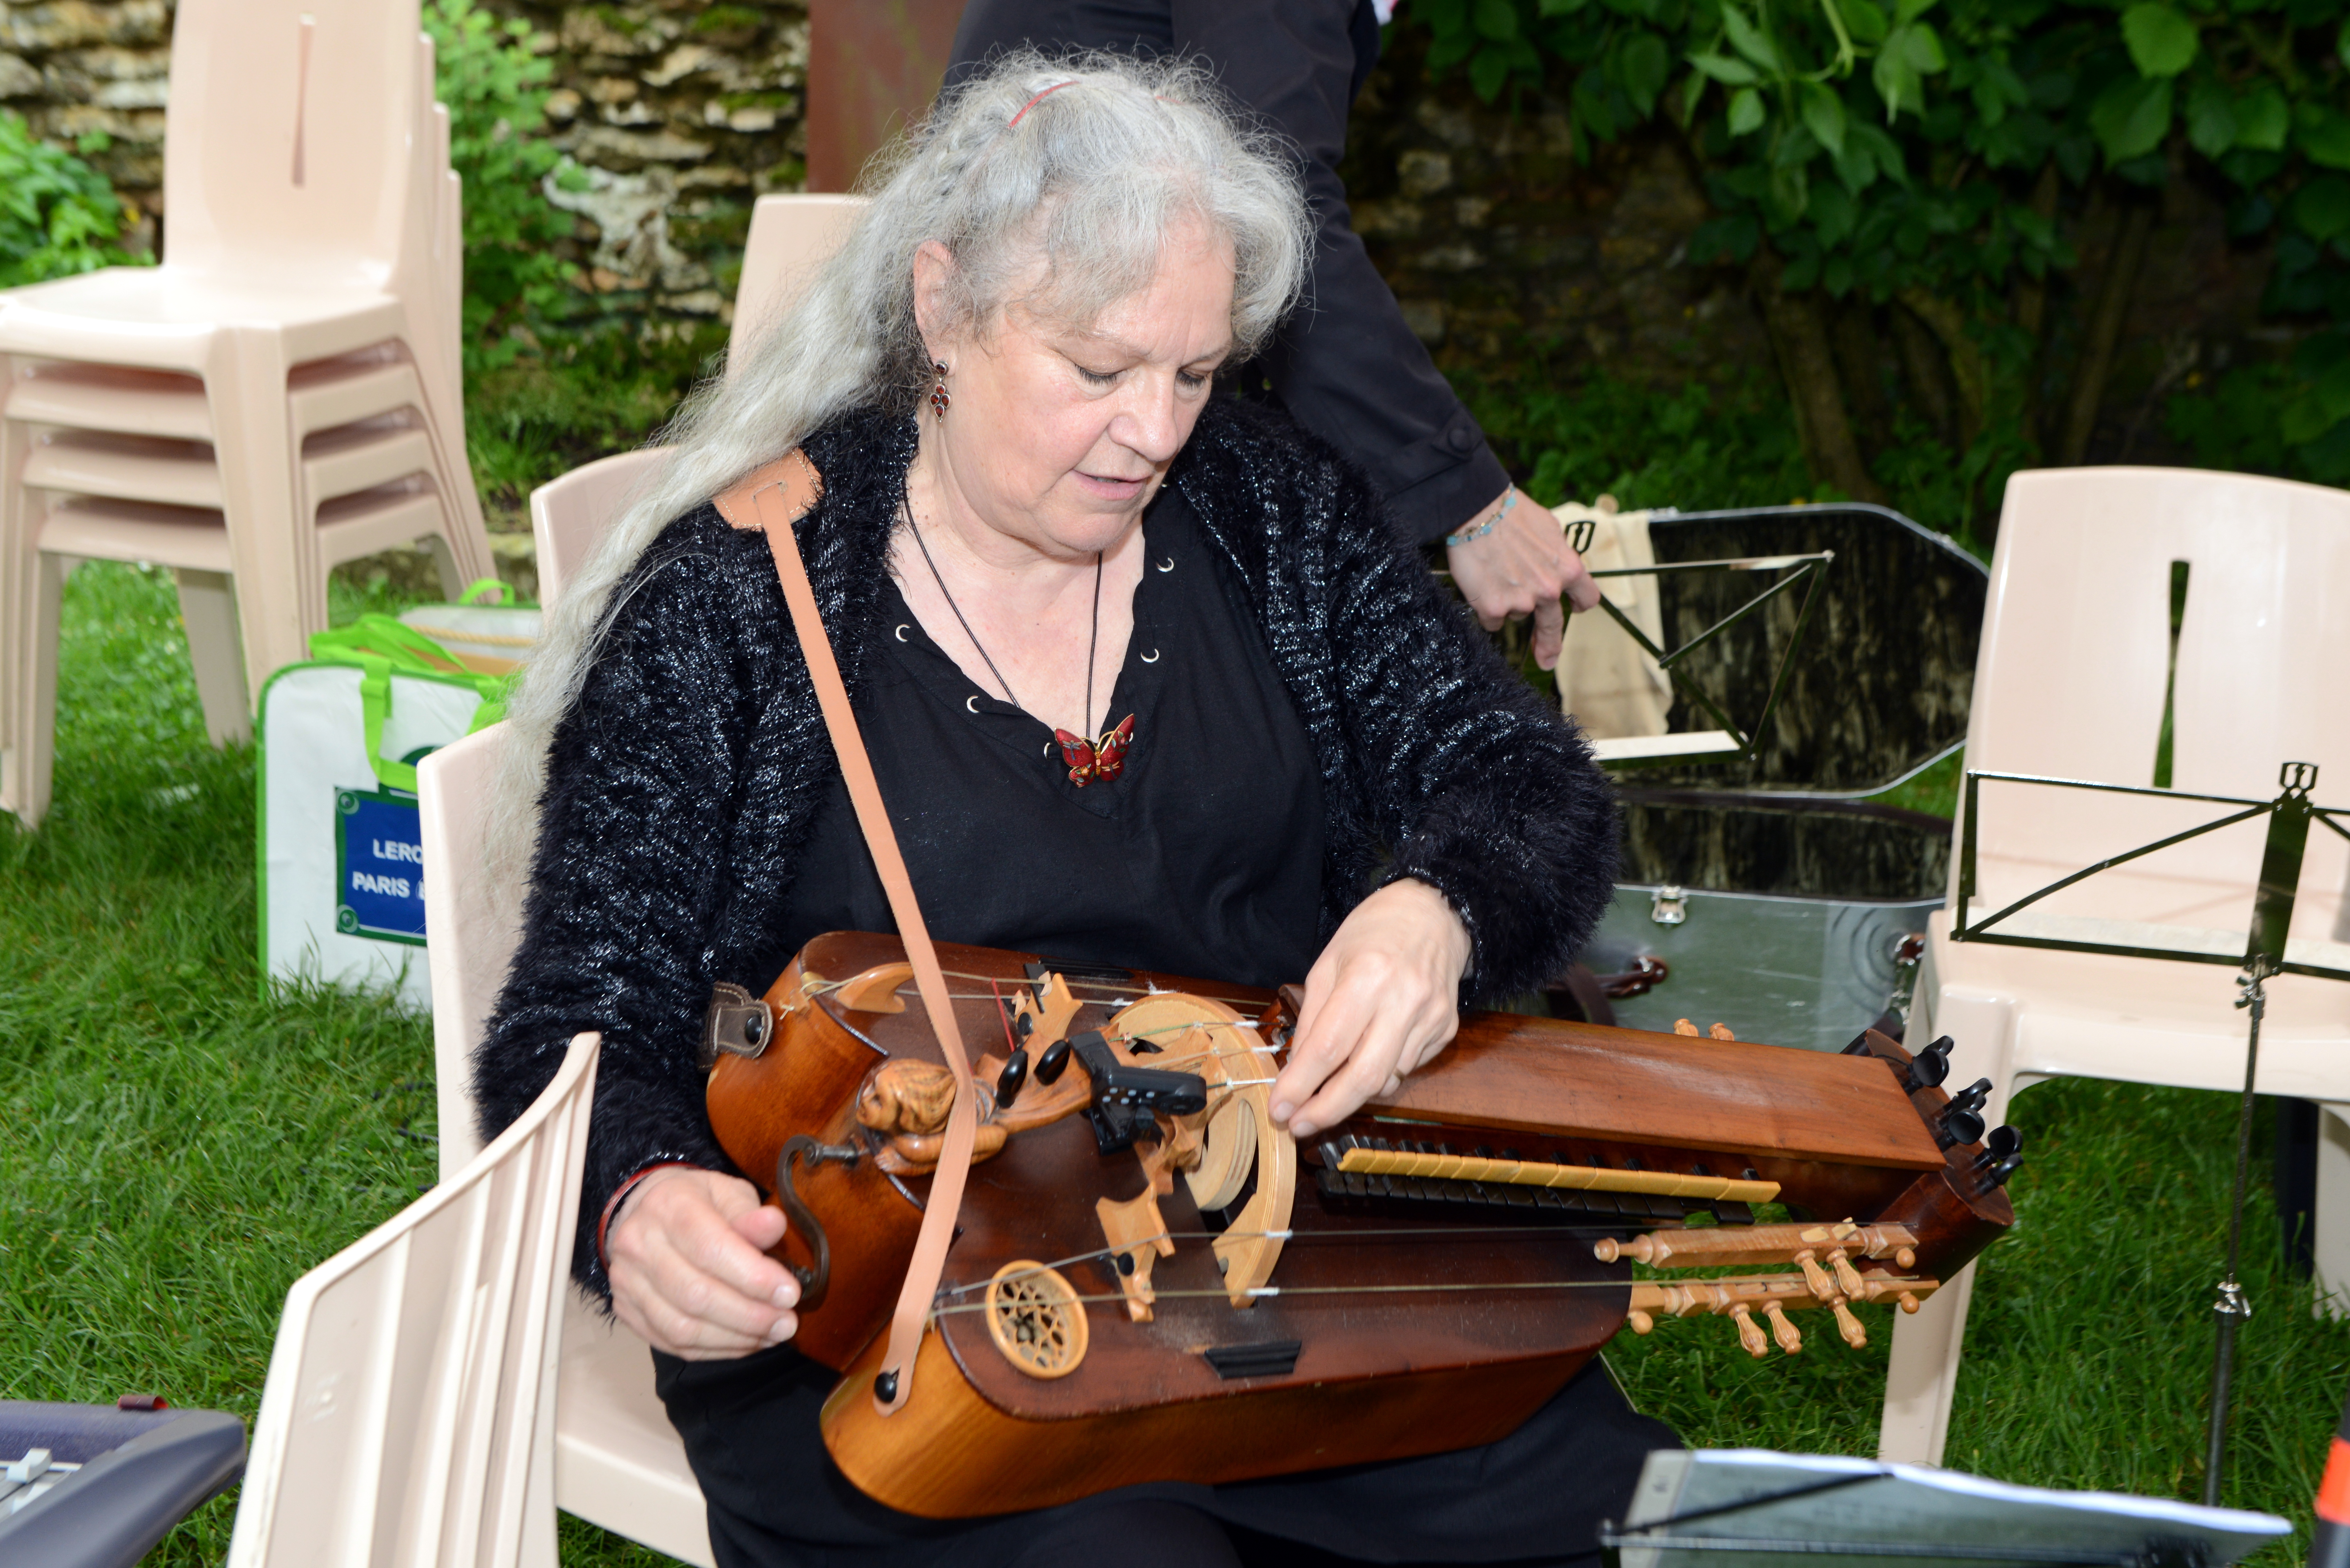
[335,786,426,945]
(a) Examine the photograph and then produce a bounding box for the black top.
[947,0,1513,544]
[776,487,1325,990]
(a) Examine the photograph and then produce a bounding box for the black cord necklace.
[900,490,1136,786]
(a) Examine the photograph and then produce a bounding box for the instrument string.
[802,970,1271,1014]
[937,1220,1711,1299]
[936,1275,1951,1317]
[940,1270,1939,1317]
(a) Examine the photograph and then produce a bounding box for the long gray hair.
[490,50,1312,889]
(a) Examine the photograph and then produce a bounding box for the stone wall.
[488,0,810,323]
[0,2,2286,468]
[2,0,173,254]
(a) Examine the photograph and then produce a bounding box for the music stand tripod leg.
[2203,969,2265,1508]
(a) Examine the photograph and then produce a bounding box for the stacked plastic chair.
[0,0,491,827]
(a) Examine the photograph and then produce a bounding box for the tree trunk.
[2013,163,2061,343]
[1890,300,1958,448]
[2015,163,2062,452]
[2058,197,2155,466]
[1897,288,1989,449]
[1749,251,1886,504]
[1830,300,1892,462]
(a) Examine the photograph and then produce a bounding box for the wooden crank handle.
[775,1134,860,1312]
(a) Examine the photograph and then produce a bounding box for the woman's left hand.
[1270,879,1472,1141]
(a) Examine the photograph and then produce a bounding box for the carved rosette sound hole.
[985,1261,1089,1379]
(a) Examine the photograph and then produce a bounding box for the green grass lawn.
[4,562,2346,1564]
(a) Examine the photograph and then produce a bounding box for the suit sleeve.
[1172,0,1510,544]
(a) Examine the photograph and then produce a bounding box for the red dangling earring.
[929,360,950,419]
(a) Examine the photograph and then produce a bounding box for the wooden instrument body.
[706,932,2011,1518]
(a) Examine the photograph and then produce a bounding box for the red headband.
[1008,79,1075,126]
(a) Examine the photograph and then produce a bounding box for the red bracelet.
[596,1162,703,1273]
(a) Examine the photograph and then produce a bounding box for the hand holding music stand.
[1558,515,1835,768]
[1601,1450,2289,1568]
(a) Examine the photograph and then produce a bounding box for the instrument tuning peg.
[1977,1125,2023,1166]
[1985,1154,2025,1188]
[1949,1077,1992,1114]
[1727,1304,1769,1357]
[994,1048,1030,1110]
[1034,1036,1073,1086]
[1831,1300,1868,1349]
[1935,1105,1986,1151]
[1898,1037,1953,1093]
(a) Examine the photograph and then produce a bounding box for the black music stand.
[1558,515,1834,768]
[1949,761,2350,1504]
[1600,1449,2289,1568]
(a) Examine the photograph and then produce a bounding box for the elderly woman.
[477,51,1666,1568]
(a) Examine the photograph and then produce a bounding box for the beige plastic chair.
[225,1029,599,1568]
[419,724,718,1567]
[0,1,488,827]
[729,193,867,372]
[1878,466,2350,1466]
[405,196,866,1557]
[529,450,670,609]
[529,195,864,610]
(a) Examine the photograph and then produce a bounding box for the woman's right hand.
[606,1166,801,1359]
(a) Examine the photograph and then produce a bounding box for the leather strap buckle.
[702,982,775,1069]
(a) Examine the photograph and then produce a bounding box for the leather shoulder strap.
[714,453,975,1417]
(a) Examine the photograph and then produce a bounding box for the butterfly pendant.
[1053,714,1136,787]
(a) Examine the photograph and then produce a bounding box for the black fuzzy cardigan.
[475,398,1618,1298]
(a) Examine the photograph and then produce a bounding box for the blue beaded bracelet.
[1443,488,1516,548]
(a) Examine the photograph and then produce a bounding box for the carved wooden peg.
[1710,1022,1736,1040]
[1675,1019,1700,1036]
[1762,1300,1803,1354]
[1793,1249,1836,1301]
[1827,1248,1866,1298]
[1727,1302,1769,1357]
[832,961,914,1013]
[1628,1309,1655,1335]
[1832,1300,1868,1349]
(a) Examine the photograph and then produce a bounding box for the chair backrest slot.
[2151,558,2188,790]
[164,0,431,278]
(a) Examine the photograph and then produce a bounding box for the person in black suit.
[949,0,1600,670]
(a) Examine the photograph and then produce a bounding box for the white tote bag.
[256,660,497,1010]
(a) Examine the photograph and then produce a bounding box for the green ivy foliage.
[0,114,149,288]
[422,0,581,372]
[1415,0,2350,473]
